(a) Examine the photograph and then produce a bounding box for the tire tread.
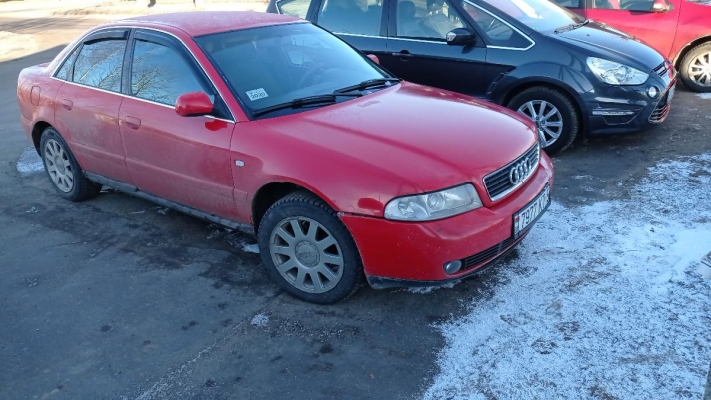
[258,191,364,304]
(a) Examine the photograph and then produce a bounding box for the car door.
[382,0,489,96]
[312,0,389,61]
[53,29,132,184]
[583,0,680,58]
[118,30,239,220]
[460,0,536,93]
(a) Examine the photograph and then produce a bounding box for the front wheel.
[257,192,363,304]
[679,42,711,93]
[507,86,581,155]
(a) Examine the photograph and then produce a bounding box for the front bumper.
[584,64,676,136]
[340,153,554,287]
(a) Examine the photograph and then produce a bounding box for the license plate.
[513,185,550,238]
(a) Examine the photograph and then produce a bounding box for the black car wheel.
[507,86,581,155]
[679,42,711,93]
[39,127,101,201]
[257,192,364,304]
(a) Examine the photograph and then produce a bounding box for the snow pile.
[250,313,269,328]
[16,147,44,176]
[423,154,711,400]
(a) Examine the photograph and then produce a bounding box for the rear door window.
[317,0,384,36]
[275,0,312,18]
[72,39,127,92]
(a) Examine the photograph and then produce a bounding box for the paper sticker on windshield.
[246,88,268,101]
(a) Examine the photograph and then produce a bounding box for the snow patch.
[0,31,38,59]
[697,93,711,100]
[423,153,711,400]
[250,313,269,328]
[241,243,260,254]
[16,147,44,176]
[408,280,460,294]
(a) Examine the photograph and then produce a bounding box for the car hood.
[548,21,665,72]
[257,82,538,198]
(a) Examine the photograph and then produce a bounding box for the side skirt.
[85,172,255,236]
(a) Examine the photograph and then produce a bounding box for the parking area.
[1,8,710,400]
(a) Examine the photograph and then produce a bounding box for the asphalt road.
[1,14,709,400]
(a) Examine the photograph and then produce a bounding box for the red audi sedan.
[17,12,553,303]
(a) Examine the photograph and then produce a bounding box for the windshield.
[479,0,583,33]
[195,23,392,115]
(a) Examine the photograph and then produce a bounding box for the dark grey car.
[267,0,676,154]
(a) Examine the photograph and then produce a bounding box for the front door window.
[396,0,465,40]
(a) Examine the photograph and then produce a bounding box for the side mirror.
[446,28,476,46]
[175,91,213,117]
[367,54,380,65]
[650,0,672,12]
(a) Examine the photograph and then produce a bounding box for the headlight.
[586,57,649,85]
[384,183,482,221]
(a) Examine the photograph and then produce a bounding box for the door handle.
[392,51,413,60]
[124,116,141,130]
[60,99,73,111]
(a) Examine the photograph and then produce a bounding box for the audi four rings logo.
[509,157,534,185]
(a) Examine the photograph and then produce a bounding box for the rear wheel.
[257,192,363,304]
[679,42,711,93]
[507,86,580,155]
[39,127,101,201]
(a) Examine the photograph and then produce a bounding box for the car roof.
[118,11,302,37]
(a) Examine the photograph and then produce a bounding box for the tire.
[506,86,581,155]
[39,127,101,202]
[257,192,363,304]
[679,42,711,93]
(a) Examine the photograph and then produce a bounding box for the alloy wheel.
[44,139,74,193]
[269,216,344,293]
[687,51,711,87]
[517,100,563,147]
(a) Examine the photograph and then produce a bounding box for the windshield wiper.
[554,19,590,34]
[334,78,401,94]
[252,93,362,117]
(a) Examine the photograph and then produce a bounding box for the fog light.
[443,260,462,275]
[647,86,659,98]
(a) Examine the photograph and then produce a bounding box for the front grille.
[653,62,668,77]
[483,143,540,201]
[649,103,670,123]
[462,236,516,269]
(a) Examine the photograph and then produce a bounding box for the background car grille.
[653,62,668,77]
[483,143,540,201]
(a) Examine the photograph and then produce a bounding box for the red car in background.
[16,12,553,303]
[552,0,711,92]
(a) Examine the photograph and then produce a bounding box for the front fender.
[487,63,594,127]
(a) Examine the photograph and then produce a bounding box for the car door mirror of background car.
[366,54,380,65]
[175,91,214,117]
[446,28,476,46]
[650,0,673,12]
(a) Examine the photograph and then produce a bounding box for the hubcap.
[517,100,563,147]
[43,139,74,193]
[269,216,344,294]
[688,51,711,87]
